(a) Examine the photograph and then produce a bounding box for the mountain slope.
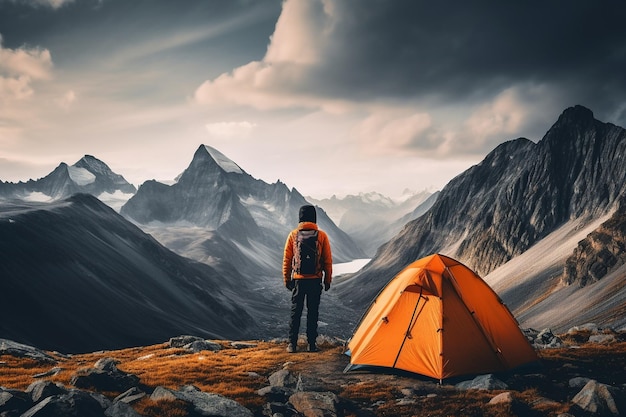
[309,190,436,256]
[0,155,136,208]
[337,106,626,315]
[0,194,254,353]
[121,145,365,276]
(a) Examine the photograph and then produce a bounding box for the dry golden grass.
[2,336,626,417]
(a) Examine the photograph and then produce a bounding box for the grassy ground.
[1,332,625,416]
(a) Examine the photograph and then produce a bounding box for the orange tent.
[345,254,538,381]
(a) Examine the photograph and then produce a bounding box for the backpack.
[293,229,319,275]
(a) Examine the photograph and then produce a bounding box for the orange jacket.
[283,221,332,286]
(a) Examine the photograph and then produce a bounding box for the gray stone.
[0,388,31,415]
[588,334,616,344]
[169,335,204,348]
[20,390,107,417]
[257,386,295,402]
[571,380,620,415]
[455,374,509,390]
[70,360,139,393]
[32,367,63,378]
[567,323,600,334]
[26,380,67,402]
[569,377,592,389]
[185,340,222,352]
[105,401,142,417]
[289,391,339,417]
[150,385,253,417]
[0,339,56,363]
[231,342,257,349]
[94,358,120,372]
[269,369,298,388]
[113,387,145,404]
[535,328,564,348]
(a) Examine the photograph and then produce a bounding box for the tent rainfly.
[344,254,538,381]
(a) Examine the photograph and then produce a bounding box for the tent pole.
[392,287,423,369]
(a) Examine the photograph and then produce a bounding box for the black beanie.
[299,205,317,223]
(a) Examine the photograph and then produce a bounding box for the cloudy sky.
[1,0,625,199]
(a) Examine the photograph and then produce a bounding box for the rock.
[456,374,509,390]
[105,401,142,417]
[571,379,620,415]
[257,386,295,403]
[488,391,514,405]
[0,339,56,363]
[70,358,139,392]
[534,328,564,348]
[567,323,600,334]
[269,369,298,388]
[186,340,222,352]
[289,391,339,417]
[569,377,592,389]
[95,358,120,372]
[0,388,32,416]
[169,335,204,348]
[231,341,257,349]
[20,390,108,417]
[113,387,145,404]
[588,334,616,344]
[32,366,63,378]
[26,380,67,402]
[150,385,253,417]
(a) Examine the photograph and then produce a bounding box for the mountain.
[337,105,626,331]
[121,145,365,277]
[308,190,437,256]
[0,194,254,353]
[0,155,136,209]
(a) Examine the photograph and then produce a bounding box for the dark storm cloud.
[316,1,626,119]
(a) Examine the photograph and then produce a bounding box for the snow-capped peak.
[67,166,96,186]
[203,145,243,174]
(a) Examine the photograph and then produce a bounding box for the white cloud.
[56,90,77,109]
[205,121,258,139]
[352,110,433,151]
[0,36,53,100]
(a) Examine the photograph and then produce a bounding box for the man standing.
[283,205,332,353]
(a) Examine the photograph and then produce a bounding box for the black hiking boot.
[308,344,318,352]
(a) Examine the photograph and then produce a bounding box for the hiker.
[283,204,332,353]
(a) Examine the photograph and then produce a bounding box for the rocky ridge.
[0,155,136,202]
[1,325,625,417]
[562,200,626,287]
[337,105,626,310]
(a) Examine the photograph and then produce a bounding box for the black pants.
[289,278,322,346]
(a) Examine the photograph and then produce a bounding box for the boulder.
[588,334,616,344]
[289,391,339,417]
[0,388,32,416]
[456,374,509,390]
[569,377,592,389]
[169,335,204,348]
[535,328,564,348]
[104,401,142,417]
[20,389,108,417]
[269,369,298,388]
[150,385,253,417]
[26,380,67,402]
[0,339,56,363]
[71,357,139,392]
[113,387,146,404]
[186,340,222,352]
[231,342,257,349]
[571,379,620,415]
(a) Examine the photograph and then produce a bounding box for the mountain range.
[0,155,136,210]
[1,104,625,351]
[120,145,365,277]
[336,105,626,332]
[308,190,439,256]
[0,194,254,353]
